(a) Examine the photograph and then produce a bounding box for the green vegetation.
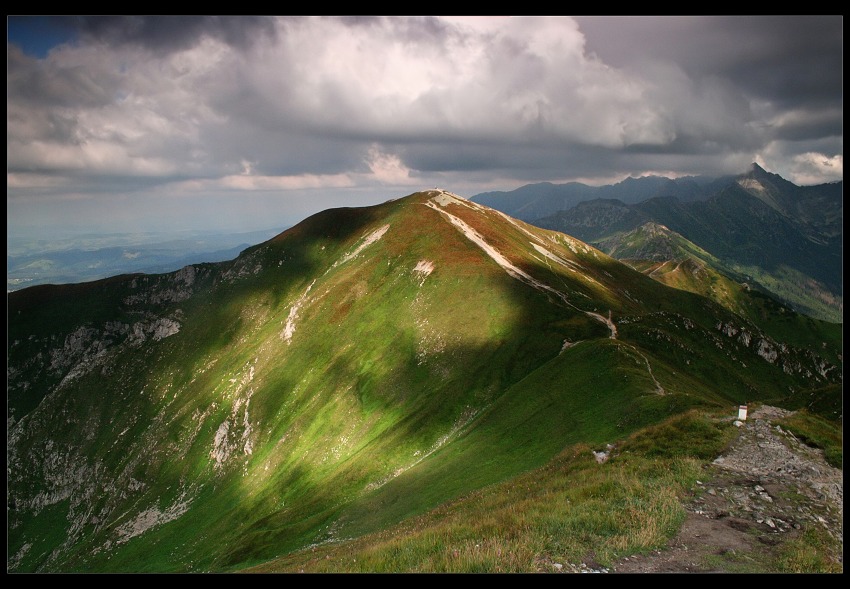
[776,527,843,573]
[773,383,842,422]
[616,409,735,460]
[776,410,843,469]
[248,411,734,572]
[252,412,732,573]
[7,191,841,573]
[596,224,843,356]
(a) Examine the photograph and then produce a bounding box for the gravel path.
[611,405,843,573]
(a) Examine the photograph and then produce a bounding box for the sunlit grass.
[250,412,731,573]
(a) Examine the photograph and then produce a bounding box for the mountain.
[735,164,842,240]
[7,191,842,572]
[593,222,818,340]
[533,165,843,323]
[471,174,724,223]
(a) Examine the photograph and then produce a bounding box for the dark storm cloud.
[769,108,844,143]
[199,122,368,178]
[70,15,277,54]
[576,17,841,99]
[326,15,454,41]
[565,16,843,182]
[398,139,733,183]
[703,16,841,108]
[7,44,118,108]
[576,16,842,124]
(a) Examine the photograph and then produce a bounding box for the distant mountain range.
[473,165,842,323]
[472,173,730,221]
[8,190,841,572]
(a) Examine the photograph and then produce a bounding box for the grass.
[776,527,843,573]
[249,411,733,572]
[616,409,736,460]
[7,191,841,573]
[773,383,843,423]
[775,410,843,469]
[251,450,701,572]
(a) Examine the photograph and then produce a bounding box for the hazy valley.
[8,228,284,293]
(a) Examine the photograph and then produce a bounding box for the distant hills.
[8,190,841,572]
[473,165,842,323]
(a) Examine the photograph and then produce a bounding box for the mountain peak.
[743,162,792,186]
[744,162,785,184]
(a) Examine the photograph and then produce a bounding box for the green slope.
[596,222,842,355]
[250,411,736,573]
[7,190,841,572]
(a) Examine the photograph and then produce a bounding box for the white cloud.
[6,16,843,237]
[788,153,843,185]
[365,146,414,185]
[9,139,180,176]
[215,173,355,191]
[237,17,724,160]
[755,141,843,186]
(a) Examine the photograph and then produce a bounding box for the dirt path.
[611,405,843,573]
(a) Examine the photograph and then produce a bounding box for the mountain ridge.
[522,167,842,323]
[7,190,841,572]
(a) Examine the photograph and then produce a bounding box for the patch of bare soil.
[612,405,843,573]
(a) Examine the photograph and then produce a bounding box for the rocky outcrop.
[714,321,839,382]
[123,265,200,305]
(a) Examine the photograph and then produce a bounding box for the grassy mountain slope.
[7,191,841,572]
[251,411,736,573]
[589,222,841,353]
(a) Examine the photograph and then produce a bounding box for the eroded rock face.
[129,317,181,344]
[713,321,839,382]
[33,316,181,393]
[124,265,201,305]
[755,339,778,363]
[7,270,192,571]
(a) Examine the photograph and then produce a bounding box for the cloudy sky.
[7,16,843,238]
